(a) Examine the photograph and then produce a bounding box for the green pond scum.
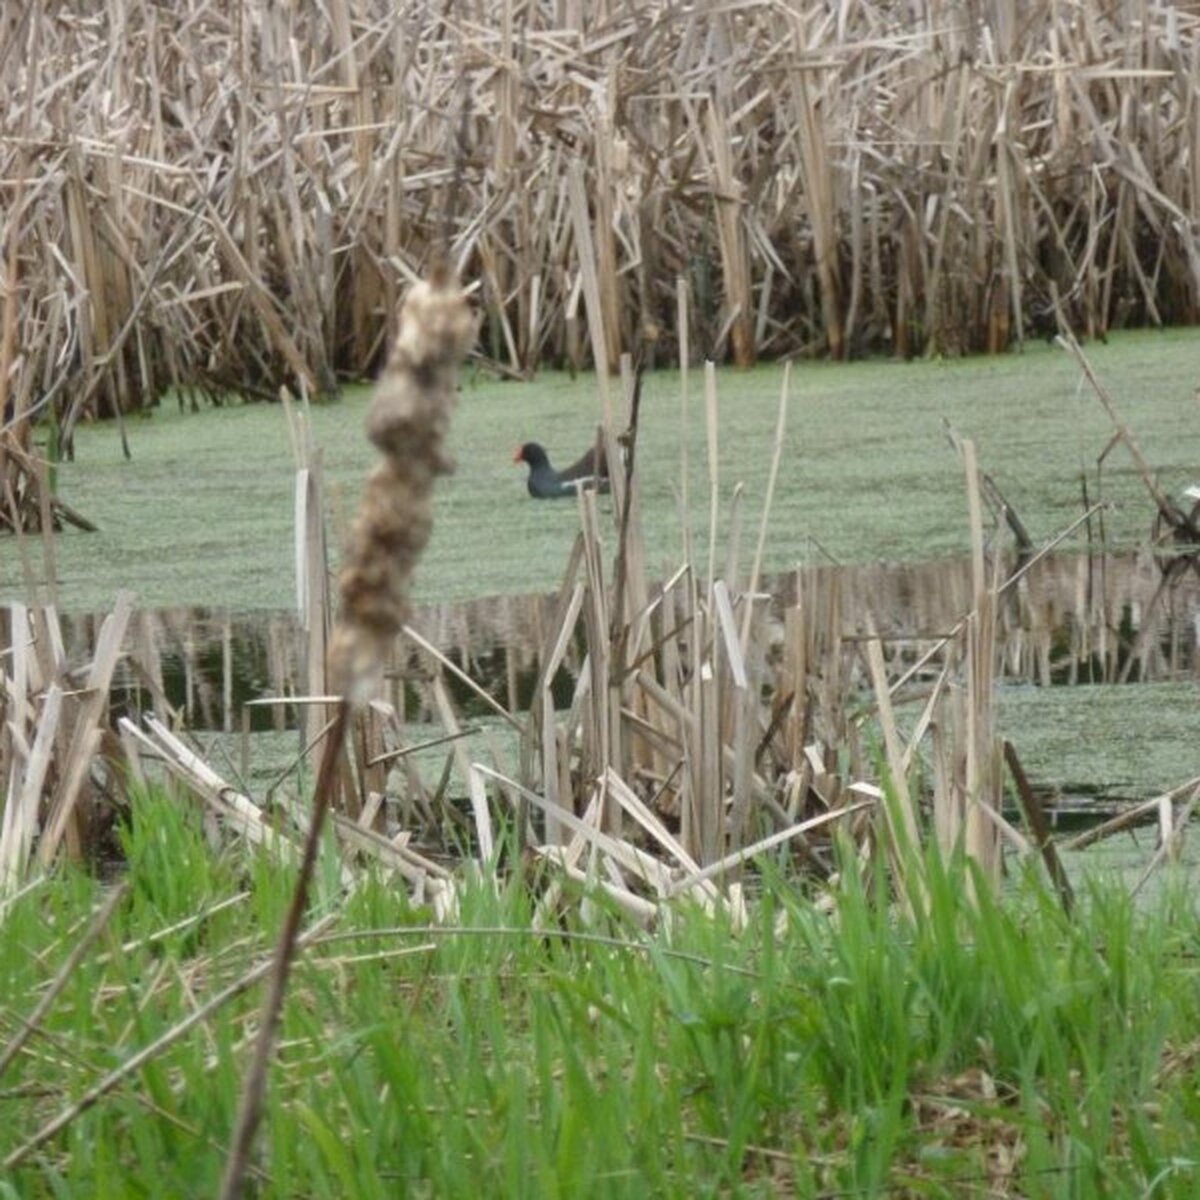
[10,328,1199,615]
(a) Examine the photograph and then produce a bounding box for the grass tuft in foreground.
[2,787,1198,1197]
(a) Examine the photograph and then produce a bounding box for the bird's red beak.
[512,446,523,464]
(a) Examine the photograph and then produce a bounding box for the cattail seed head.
[330,275,478,697]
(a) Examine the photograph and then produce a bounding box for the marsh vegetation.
[5,789,1200,1197]
[2,2,1200,1195]
[4,1,1200,431]
[3,327,1197,1192]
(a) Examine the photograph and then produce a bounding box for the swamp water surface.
[32,549,1198,813]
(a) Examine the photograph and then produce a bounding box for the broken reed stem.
[676,276,693,568]
[219,268,476,1200]
[740,363,790,647]
[962,438,1001,888]
[1059,775,1200,853]
[1003,740,1074,914]
[0,175,21,434]
[1054,329,1193,535]
[0,5,34,439]
[1131,781,1200,898]
[609,361,644,662]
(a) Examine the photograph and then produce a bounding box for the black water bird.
[513,441,610,499]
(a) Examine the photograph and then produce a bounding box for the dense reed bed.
[3,0,1200,442]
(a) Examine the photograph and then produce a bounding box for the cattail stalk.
[219,266,475,1200]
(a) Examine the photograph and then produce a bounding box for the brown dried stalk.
[218,267,476,1200]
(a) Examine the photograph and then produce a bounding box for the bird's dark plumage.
[513,441,610,499]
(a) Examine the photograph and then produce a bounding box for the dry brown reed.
[3,1,1200,435]
[0,593,132,894]
[5,524,1191,914]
